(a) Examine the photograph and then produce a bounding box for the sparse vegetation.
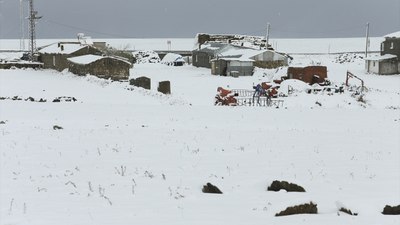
[339,207,358,216]
[382,205,400,215]
[202,183,223,194]
[53,125,63,130]
[275,202,318,216]
[267,180,306,192]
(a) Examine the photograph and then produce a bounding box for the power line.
[271,25,365,36]
[42,18,135,38]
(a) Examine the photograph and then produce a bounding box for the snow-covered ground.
[1,38,399,225]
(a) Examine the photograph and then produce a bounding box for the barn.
[67,55,131,81]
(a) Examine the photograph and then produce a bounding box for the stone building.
[38,42,102,71]
[287,66,328,84]
[67,55,131,81]
[366,31,400,75]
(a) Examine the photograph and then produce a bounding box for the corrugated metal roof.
[365,54,397,61]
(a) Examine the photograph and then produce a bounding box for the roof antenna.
[28,0,42,61]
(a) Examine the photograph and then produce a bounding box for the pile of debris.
[334,53,364,64]
[133,50,160,64]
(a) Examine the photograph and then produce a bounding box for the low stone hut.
[67,55,131,81]
[38,42,102,71]
[287,66,328,84]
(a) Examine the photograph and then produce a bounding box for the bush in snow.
[275,202,318,216]
[53,125,63,130]
[202,183,222,194]
[339,207,358,216]
[267,180,306,192]
[334,53,364,64]
[382,205,400,215]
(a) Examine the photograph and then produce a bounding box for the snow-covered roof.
[365,54,397,61]
[161,53,185,63]
[221,58,254,62]
[67,54,131,66]
[39,42,89,54]
[67,55,104,65]
[195,42,228,53]
[384,31,400,38]
[220,47,257,58]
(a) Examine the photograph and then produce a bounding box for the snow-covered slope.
[1,39,399,225]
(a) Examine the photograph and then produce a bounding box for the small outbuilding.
[161,53,185,66]
[365,54,399,75]
[287,66,328,84]
[365,31,400,75]
[192,42,228,68]
[67,55,131,81]
[211,58,254,77]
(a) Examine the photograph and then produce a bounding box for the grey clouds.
[0,0,399,39]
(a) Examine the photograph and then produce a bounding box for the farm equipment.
[215,82,284,107]
[214,87,238,106]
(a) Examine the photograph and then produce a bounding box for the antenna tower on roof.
[28,0,42,61]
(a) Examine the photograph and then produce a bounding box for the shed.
[211,58,254,77]
[365,54,399,75]
[192,42,229,68]
[287,66,328,84]
[161,53,185,66]
[67,55,131,81]
[38,42,102,71]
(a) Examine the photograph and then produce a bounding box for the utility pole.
[28,0,41,61]
[266,23,271,49]
[365,22,370,58]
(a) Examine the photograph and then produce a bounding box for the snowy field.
[1,38,400,225]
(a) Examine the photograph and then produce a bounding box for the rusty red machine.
[215,82,284,107]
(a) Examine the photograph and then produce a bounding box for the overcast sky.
[0,0,399,39]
